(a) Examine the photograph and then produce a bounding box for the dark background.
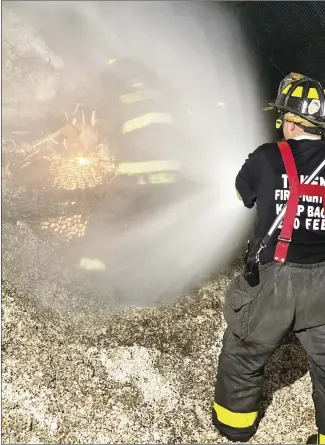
[223,1,325,95]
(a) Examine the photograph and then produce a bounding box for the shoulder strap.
[256,141,325,264]
[273,142,301,262]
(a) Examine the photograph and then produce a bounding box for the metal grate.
[225,1,325,90]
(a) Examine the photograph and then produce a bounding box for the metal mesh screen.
[225,1,325,91]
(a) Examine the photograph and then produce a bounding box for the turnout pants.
[213,261,325,443]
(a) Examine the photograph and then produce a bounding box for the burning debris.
[40,214,89,241]
[49,156,115,191]
[4,108,116,242]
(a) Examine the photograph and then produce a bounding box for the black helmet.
[268,72,325,129]
[101,57,161,92]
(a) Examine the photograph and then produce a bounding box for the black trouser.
[213,261,325,443]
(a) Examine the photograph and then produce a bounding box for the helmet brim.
[263,105,276,112]
[268,102,285,111]
[267,103,325,128]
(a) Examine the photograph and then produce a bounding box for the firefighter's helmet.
[101,57,160,91]
[268,73,325,131]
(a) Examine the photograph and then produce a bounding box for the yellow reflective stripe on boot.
[319,434,325,444]
[213,402,258,429]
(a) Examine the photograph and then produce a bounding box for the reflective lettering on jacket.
[122,113,173,134]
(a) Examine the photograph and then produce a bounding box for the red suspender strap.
[300,184,325,204]
[274,141,325,263]
[274,142,300,263]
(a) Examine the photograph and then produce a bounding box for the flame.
[11,110,117,242]
[76,156,89,166]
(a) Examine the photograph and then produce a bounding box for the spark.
[91,110,96,126]
[12,131,32,135]
[32,138,47,148]
[49,134,58,145]
[5,164,12,177]
[73,103,80,114]
[25,148,40,160]
[11,140,16,148]
[65,112,70,122]
[32,133,58,149]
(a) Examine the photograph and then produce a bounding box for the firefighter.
[100,57,182,170]
[96,57,188,218]
[212,73,325,444]
[67,56,187,191]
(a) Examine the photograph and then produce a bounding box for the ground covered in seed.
[2,239,316,444]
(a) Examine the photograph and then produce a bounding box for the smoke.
[4,1,268,307]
